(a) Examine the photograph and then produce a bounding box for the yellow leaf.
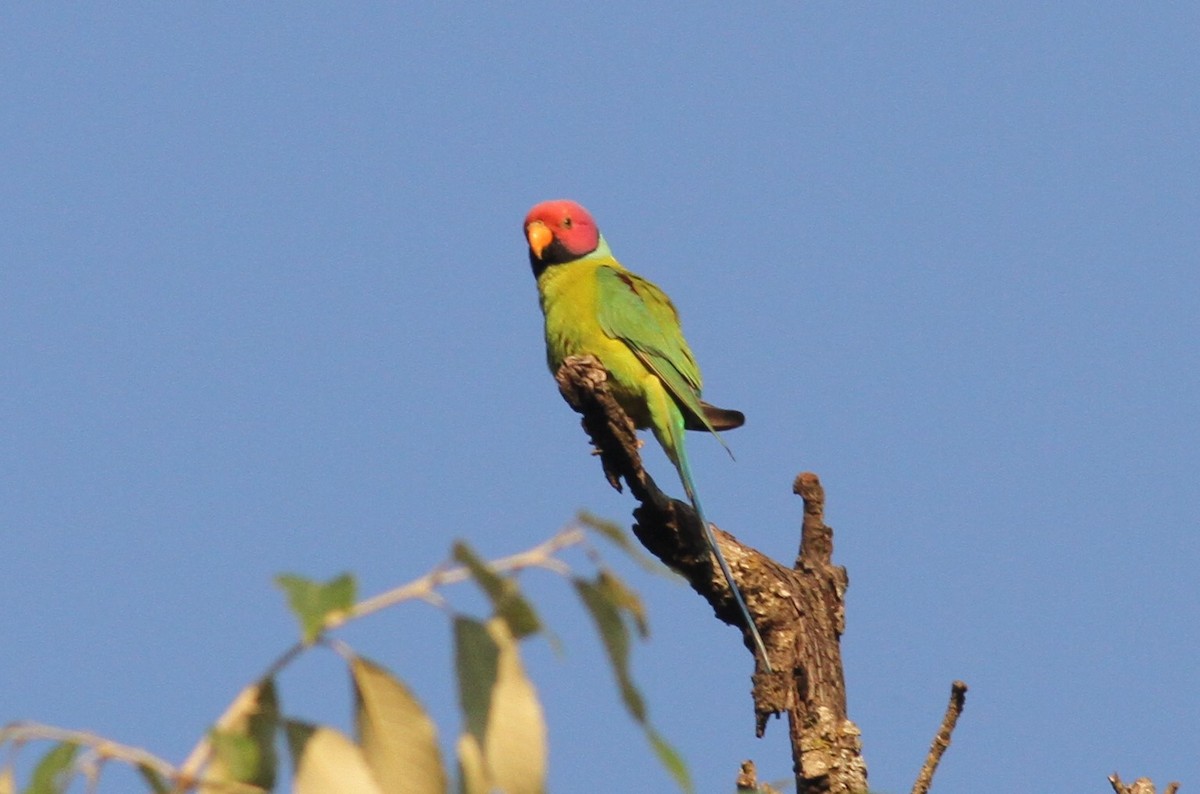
[482,618,546,794]
[286,722,384,794]
[352,656,447,794]
[455,733,488,794]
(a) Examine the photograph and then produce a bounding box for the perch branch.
[555,355,868,794]
[555,356,781,667]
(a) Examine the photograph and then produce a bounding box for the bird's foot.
[591,438,643,456]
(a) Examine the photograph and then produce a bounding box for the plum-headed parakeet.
[523,199,770,671]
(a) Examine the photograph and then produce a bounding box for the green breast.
[536,257,654,427]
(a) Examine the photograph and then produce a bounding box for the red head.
[523,200,601,268]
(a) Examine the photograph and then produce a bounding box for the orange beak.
[525,221,553,259]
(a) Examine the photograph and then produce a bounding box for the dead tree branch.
[1109,774,1181,794]
[555,356,867,794]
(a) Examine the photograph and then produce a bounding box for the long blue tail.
[675,448,773,673]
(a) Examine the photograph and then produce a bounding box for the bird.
[523,198,771,672]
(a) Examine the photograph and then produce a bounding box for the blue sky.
[2,4,1197,792]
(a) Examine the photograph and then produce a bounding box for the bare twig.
[911,680,969,794]
[736,759,782,793]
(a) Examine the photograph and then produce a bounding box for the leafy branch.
[1,518,689,794]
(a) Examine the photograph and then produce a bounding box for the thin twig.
[345,526,584,623]
[0,722,236,792]
[0,722,260,794]
[911,680,968,794]
[172,526,586,790]
[0,722,178,781]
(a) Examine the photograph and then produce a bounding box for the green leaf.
[285,721,385,794]
[283,721,316,766]
[23,741,77,794]
[351,655,447,794]
[575,575,691,792]
[452,541,541,638]
[480,619,546,794]
[207,679,279,789]
[646,727,693,794]
[453,616,500,745]
[208,732,257,789]
[576,511,660,573]
[275,572,357,643]
[573,576,645,722]
[597,568,649,638]
[136,764,170,794]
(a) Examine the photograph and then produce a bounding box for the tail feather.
[683,400,744,462]
[685,401,745,431]
[673,437,773,673]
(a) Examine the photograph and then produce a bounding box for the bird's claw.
[591,437,643,456]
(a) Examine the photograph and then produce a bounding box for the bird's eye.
[562,217,573,229]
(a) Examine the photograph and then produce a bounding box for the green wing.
[594,265,719,433]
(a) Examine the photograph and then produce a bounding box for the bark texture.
[1109,774,1180,794]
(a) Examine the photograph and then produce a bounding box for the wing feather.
[595,266,724,436]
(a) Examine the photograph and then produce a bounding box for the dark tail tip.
[698,401,745,431]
